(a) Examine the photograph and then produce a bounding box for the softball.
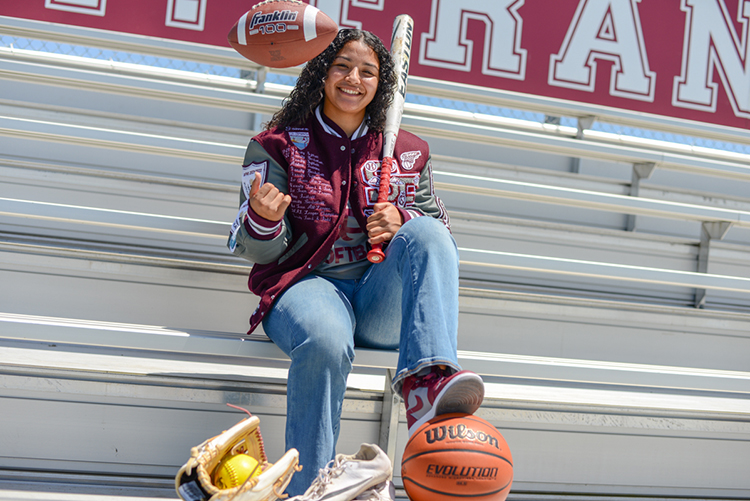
[213,453,261,489]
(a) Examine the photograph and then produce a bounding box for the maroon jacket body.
[228,110,449,333]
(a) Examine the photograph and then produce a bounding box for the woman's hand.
[248,172,292,222]
[366,203,403,245]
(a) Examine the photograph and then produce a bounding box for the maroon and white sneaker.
[402,366,484,437]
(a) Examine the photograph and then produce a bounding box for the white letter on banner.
[45,0,107,16]
[549,0,655,102]
[165,0,207,31]
[310,0,376,29]
[419,0,527,79]
[673,0,750,118]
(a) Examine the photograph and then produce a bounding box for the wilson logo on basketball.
[424,423,500,449]
[426,464,498,479]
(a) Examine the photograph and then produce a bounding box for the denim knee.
[287,312,355,371]
[395,217,457,260]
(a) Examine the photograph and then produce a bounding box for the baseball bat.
[367,14,414,264]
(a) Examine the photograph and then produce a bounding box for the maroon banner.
[4,0,750,131]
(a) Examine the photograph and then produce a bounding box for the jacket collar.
[315,105,369,140]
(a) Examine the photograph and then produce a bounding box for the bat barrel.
[382,14,413,158]
[367,14,414,264]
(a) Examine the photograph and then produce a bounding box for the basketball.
[401,413,513,501]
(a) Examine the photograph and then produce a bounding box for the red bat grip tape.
[366,157,394,263]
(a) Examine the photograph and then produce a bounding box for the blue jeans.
[262,216,460,495]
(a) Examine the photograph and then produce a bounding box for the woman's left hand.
[366,203,403,245]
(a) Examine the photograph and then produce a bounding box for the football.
[228,0,339,68]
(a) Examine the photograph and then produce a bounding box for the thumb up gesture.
[248,172,292,222]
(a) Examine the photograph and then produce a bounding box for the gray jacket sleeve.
[227,140,293,265]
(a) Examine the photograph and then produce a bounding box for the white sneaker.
[289,444,392,501]
[353,481,395,501]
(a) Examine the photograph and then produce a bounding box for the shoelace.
[299,455,348,500]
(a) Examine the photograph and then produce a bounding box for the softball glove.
[176,415,300,501]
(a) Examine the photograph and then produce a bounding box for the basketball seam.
[402,448,513,467]
[402,477,513,498]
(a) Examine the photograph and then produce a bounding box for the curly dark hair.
[265,29,396,132]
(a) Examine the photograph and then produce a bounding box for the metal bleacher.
[0,15,749,501]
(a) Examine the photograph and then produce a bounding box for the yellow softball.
[213,453,261,489]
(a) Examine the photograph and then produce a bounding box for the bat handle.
[366,157,394,264]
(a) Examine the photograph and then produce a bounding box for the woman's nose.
[345,67,360,83]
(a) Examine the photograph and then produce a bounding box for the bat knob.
[367,247,386,264]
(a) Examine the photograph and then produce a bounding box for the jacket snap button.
[340,145,346,151]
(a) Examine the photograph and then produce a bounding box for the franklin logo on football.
[250,9,298,31]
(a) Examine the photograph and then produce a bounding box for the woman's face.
[322,39,380,130]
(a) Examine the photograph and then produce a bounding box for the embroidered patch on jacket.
[288,130,310,150]
[361,159,398,185]
[242,161,267,198]
[400,150,422,170]
[360,161,418,208]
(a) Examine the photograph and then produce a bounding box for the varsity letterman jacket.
[228,108,450,334]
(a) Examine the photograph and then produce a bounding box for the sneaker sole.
[408,373,484,436]
[434,373,484,416]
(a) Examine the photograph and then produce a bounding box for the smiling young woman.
[227,29,485,497]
